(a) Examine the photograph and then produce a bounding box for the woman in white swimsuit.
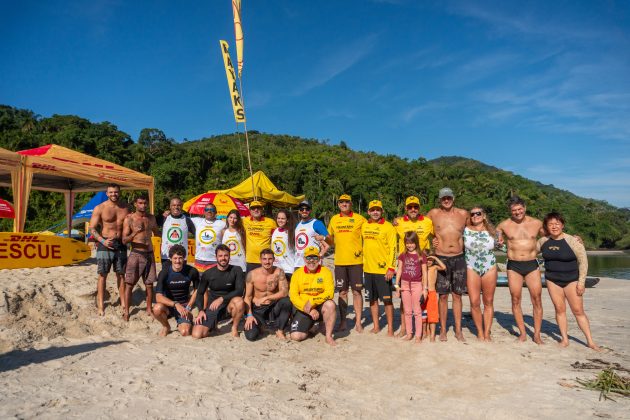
[463,206,497,341]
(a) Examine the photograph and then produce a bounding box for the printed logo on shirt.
[224,238,241,256]
[167,227,183,244]
[272,239,286,257]
[317,277,323,284]
[199,227,217,245]
[296,232,309,250]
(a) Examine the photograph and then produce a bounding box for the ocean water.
[496,252,630,280]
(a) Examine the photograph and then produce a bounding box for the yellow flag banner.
[232,0,244,78]
[219,40,246,123]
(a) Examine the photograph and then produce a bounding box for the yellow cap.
[405,196,420,206]
[338,194,352,201]
[368,200,383,210]
[304,246,320,258]
[250,200,264,208]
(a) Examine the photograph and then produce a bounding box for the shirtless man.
[89,183,129,316]
[243,249,292,341]
[496,196,545,344]
[427,188,468,342]
[122,195,159,321]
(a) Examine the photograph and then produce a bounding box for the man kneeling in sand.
[243,249,292,341]
[289,246,337,346]
[192,244,245,338]
[152,245,199,336]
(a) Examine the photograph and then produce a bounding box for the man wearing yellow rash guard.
[361,200,397,336]
[243,201,277,272]
[393,195,434,337]
[328,194,366,332]
[289,246,337,346]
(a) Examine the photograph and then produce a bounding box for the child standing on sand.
[396,231,427,343]
[421,255,446,342]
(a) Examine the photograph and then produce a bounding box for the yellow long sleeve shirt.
[243,216,277,263]
[289,265,335,312]
[328,211,366,266]
[361,218,397,274]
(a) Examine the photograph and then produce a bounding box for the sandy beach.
[1,260,629,419]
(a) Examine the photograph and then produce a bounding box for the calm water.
[496,252,630,280]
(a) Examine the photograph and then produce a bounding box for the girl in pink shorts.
[395,231,428,343]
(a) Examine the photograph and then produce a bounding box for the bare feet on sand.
[275,330,286,339]
[588,342,602,352]
[396,330,407,338]
[370,327,380,334]
[326,336,337,346]
[401,334,413,341]
[122,312,129,322]
[533,334,543,345]
[354,323,364,333]
[231,327,239,338]
[558,339,569,348]
[159,326,170,337]
[517,334,527,343]
[415,336,422,344]
[439,332,447,342]
[455,332,465,342]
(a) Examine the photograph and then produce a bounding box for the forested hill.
[1,105,629,249]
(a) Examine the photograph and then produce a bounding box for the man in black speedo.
[152,245,199,337]
[192,244,245,338]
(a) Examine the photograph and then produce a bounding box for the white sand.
[1,261,629,419]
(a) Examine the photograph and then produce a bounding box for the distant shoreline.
[586,250,627,255]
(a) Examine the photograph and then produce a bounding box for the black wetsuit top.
[196,265,245,307]
[541,238,579,283]
[155,265,200,305]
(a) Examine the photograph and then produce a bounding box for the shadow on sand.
[0,340,127,373]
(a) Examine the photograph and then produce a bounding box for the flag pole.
[237,76,257,201]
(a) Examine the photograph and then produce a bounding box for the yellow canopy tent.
[0,144,154,234]
[184,171,304,210]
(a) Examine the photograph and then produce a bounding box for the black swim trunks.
[334,264,364,292]
[290,306,325,334]
[435,254,467,295]
[199,300,232,330]
[364,272,393,304]
[507,259,540,277]
[97,238,127,275]
[244,297,292,341]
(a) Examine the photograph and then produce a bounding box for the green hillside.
[1,105,629,249]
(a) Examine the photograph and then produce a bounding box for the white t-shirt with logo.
[271,228,296,274]
[192,217,226,263]
[161,215,191,260]
[221,229,246,271]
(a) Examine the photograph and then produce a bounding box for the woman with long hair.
[271,209,297,282]
[221,209,247,272]
[463,206,497,341]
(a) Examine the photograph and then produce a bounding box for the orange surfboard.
[0,232,91,269]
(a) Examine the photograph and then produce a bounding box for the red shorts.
[421,290,438,323]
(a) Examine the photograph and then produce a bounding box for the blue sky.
[2,0,630,207]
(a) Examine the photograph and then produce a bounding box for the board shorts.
[334,264,364,292]
[194,259,217,273]
[290,305,326,334]
[364,272,393,304]
[168,305,193,325]
[199,299,232,330]
[435,254,467,295]
[244,297,292,341]
[507,259,540,277]
[125,250,157,286]
[97,238,127,275]
[421,290,438,323]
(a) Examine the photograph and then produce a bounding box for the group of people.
[90,183,599,350]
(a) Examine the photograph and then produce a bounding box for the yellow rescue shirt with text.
[361,218,397,274]
[328,211,366,266]
[243,216,277,263]
[395,215,434,252]
[289,265,335,312]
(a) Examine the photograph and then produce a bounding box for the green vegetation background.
[1,105,629,249]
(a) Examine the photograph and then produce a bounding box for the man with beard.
[243,249,292,341]
[294,200,330,270]
[160,197,195,268]
[89,183,129,316]
[122,194,159,320]
[192,244,245,338]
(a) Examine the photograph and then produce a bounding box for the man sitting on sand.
[89,183,129,316]
[243,249,292,341]
[496,196,545,344]
[289,246,337,346]
[192,244,245,338]
[122,194,159,320]
[152,245,199,337]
